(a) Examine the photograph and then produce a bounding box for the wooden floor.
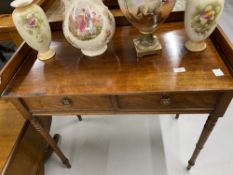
[0,100,24,172]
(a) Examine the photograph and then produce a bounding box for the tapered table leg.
[77,115,82,121]
[187,115,219,170]
[175,114,180,119]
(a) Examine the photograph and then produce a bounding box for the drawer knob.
[160,96,171,106]
[62,97,73,106]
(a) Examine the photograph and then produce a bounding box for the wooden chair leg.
[175,114,180,119]
[187,115,219,170]
[77,115,82,121]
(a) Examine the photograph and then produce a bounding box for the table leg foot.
[175,114,180,119]
[186,164,192,170]
[187,115,219,170]
[63,158,71,168]
[77,115,82,121]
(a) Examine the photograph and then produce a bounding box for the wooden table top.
[3,22,233,98]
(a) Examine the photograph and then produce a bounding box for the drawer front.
[23,95,113,112]
[116,93,219,111]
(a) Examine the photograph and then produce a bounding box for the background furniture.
[0,52,6,63]
[0,100,24,172]
[0,114,52,175]
[0,0,14,14]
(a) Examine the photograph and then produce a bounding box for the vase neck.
[11,0,33,8]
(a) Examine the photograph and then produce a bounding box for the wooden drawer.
[23,95,113,112]
[116,93,220,111]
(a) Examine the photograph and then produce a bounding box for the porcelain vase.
[185,0,225,52]
[11,0,55,61]
[61,0,73,18]
[62,0,116,57]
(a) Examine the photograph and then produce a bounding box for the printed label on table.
[173,67,186,73]
[212,68,224,77]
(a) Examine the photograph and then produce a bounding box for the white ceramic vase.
[62,0,115,57]
[61,0,73,18]
[185,0,225,52]
[11,0,55,61]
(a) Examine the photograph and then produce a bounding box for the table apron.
[21,92,220,116]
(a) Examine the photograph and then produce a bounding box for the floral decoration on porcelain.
[191,2,222,35]
[68,7,103,41]
[19,9,48,43]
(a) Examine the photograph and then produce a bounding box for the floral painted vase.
[11,0,55,61]
[185,0,225,52]
[62,0,115,57]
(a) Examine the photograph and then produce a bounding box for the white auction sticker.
[212,68,224,77]
[173,67,186,73]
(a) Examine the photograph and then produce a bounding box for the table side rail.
[0,117,52,175]
[0,43,31,96]
[211,26,233,76]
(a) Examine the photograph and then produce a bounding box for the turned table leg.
[187,93,233,170]
[10,99,71,168]
[30,116,71,168]
[187,115,219,170]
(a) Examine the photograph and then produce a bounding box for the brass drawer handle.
[61,97,73,106]
[160,96,171,106]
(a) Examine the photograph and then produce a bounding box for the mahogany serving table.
[1,12,233,171]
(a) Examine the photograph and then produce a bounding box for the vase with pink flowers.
[62,0,115,57]
[11,0,55,61]
[185,0,225,52]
